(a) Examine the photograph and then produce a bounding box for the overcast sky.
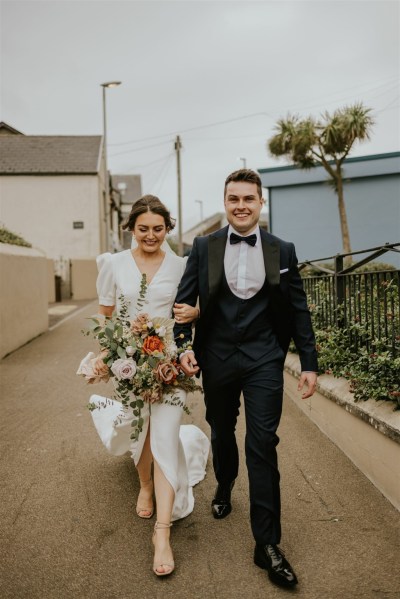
[1,0,399,231]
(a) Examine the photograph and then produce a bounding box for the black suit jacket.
[174,226,318,372]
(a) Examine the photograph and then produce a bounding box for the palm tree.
[268,103,374,255]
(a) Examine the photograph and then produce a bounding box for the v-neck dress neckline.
[129,250,168,286]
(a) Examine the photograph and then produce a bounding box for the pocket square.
[279,268,289,274]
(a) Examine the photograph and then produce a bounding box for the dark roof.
[0,121,24,135]
[0,136,103,174]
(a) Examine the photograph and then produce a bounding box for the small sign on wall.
[73,221,84,229]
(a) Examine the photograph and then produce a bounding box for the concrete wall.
[268,174,400,267]
[0,244,48,359]
[284,354,400,511]
[0,175,102,261]
[70,258,97,300]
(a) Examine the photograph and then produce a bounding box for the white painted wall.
[0,175,103,260]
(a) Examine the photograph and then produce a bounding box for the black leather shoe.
[254,544,298,588]
[211,482,235,519]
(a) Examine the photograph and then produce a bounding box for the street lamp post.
[101,81,121,251]
[238,157,247,169]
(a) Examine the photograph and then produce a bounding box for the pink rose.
[111,358,137,380]
[155,361,179,384]
[77,352,110,384]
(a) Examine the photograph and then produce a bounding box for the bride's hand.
[173,303,199,324]
[93,349,109,375]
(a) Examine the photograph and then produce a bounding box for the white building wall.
[0,175,102,260]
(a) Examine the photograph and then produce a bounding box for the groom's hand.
[180,351,200,376]
[298,372,317,399]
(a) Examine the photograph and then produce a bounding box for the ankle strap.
[154,521,173,530]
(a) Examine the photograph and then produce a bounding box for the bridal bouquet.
[77,277,201,441]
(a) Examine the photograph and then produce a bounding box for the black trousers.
[201,349,284,545]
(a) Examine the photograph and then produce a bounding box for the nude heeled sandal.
[136,478,154,519]
[152,521,174,577]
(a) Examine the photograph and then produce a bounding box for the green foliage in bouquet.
[79,274,202,440]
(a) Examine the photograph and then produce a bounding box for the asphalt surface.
[1,301,399,599]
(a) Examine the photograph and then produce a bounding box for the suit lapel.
[261,229,280,286]
[208,226,228,299]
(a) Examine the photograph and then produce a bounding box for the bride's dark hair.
[122,195,176,232]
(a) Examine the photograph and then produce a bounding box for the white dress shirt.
[224,225,266,299]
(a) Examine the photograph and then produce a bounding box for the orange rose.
[142,335,165,355]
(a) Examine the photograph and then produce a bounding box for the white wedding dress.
[89,249,209,521]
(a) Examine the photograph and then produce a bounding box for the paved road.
[1,302,399,599]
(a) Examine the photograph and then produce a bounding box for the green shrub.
[0,226,32,247]
[315,327,400,409]
[0,226,32,248]
[298,277,400,409]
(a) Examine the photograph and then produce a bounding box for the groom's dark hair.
[224,169,262,199]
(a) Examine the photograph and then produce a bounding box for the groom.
[174,169,318,589]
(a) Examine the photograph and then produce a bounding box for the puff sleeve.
[96,253,116,306]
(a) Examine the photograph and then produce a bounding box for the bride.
[87,195,209,577]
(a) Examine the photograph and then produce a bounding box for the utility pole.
[100,81,121,252]
[101,86,109,251]
[175,135,183,256]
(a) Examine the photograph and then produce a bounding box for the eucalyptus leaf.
[105,327,114,341]
[117,346,126,359]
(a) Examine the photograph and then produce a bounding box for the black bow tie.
[229,232,257,247]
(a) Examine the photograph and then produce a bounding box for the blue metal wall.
[268,174,400,267]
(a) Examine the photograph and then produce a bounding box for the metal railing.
[299,243,400,356]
